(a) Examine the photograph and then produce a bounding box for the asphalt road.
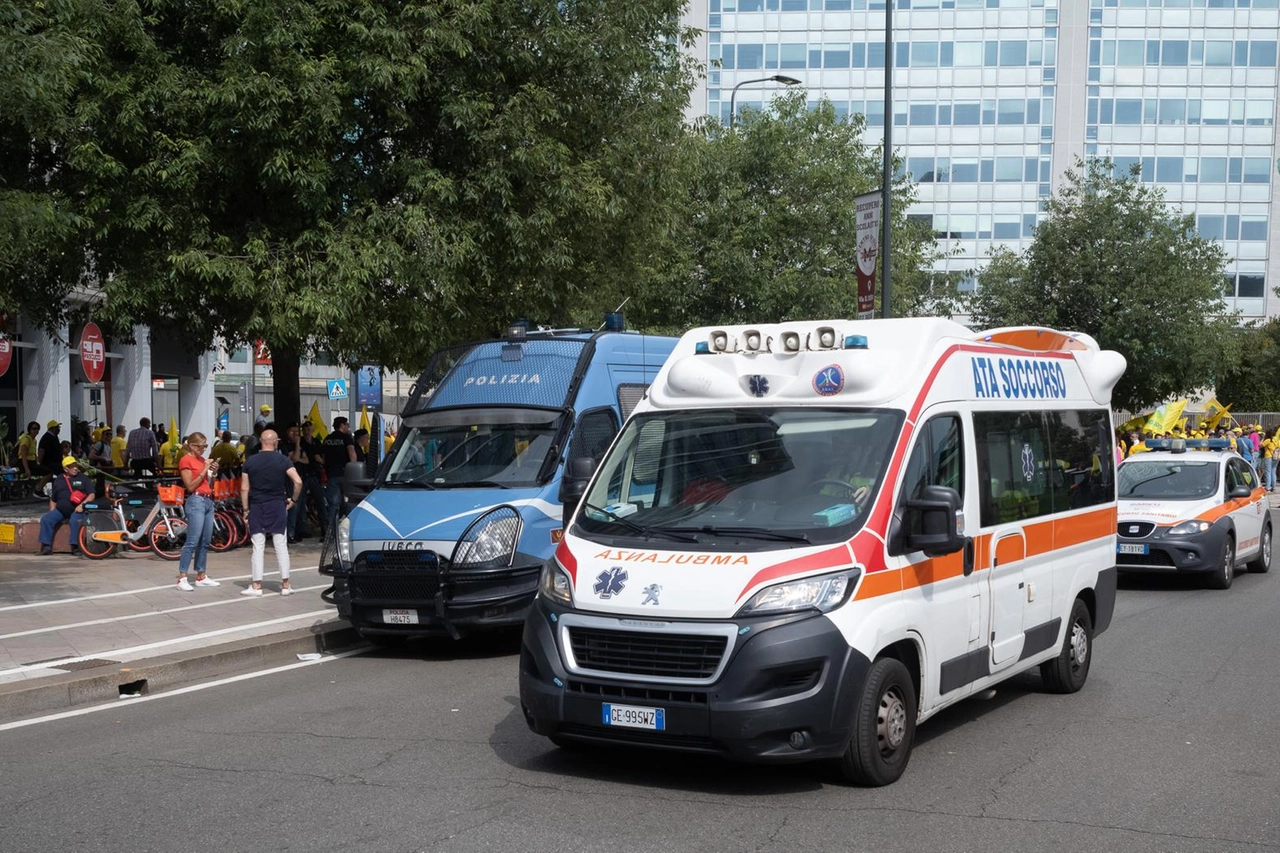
[3,547,1280,852]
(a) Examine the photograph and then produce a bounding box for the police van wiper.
[435,480,509,489]
[580,502,698,542]
[383,476,436,489]
[678,525,811,543]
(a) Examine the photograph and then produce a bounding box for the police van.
[518,318,1126,785]
[1116,438,1271,589]
[324,320,677,641]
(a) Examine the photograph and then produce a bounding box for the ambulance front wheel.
[837,657,917,787]
[1040,597,1093,694]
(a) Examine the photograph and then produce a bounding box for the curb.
[0,620,365,723]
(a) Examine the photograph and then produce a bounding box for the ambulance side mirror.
[904,485,966,557]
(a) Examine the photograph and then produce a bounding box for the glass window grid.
[715,38,1056,70]
[1086,95,1275,126]
[1087,38,1278,68]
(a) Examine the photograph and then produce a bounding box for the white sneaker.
[194,576,220,587]
[280,587,294,596]
[240,586,264,597]
[177,578,194,592]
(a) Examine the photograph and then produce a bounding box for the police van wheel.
[1247,522,1271,573]
[838,657,916,787]
[1041,598,1093,694]
[1205,537,1235,590]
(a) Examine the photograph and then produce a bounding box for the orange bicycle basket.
[157,484,186,506]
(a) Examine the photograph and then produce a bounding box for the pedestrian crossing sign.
[327,379,349,400]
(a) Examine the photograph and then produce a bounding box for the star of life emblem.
[593,566,628,599]
[1021,443,1036,481]
[641,584,661,605]
[748,375,769,397]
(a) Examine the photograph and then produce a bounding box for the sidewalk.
[0,539,362,723]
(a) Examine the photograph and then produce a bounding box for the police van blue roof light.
[695,341,711,354]
[603,312,625,332]
[844,335,868,350]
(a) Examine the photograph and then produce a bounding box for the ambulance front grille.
[567,627,727,679]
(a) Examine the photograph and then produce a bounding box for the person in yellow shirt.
[110,425,127,471]
[212,430,241,470]
[158,434,187,473]
[1262,432,1278,492]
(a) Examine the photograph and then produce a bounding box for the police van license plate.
[382,609,419,625]
[602,703,665,731]
[1117,544,1149,555]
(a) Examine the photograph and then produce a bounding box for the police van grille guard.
[346,552,540,606]
[406,337,588,413]
[559,615,738,684]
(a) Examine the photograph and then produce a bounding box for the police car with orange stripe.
[518,318,1127,786]
[1116,438,1271,589]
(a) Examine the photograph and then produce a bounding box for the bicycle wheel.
[78,512,119,560]
[230,509,250,547]
[150,517,188,560]
[209,511,235,553]
[126,514,154,552]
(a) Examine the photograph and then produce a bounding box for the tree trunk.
[272,348,302,431]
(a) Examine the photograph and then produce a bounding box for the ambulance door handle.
[963,537,975,577]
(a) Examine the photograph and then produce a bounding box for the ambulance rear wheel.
[1247,521,1271,573]
[838,657,916,787]
[1041,597,1092,694]
[1204,536,1235,590]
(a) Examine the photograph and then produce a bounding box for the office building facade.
[684,0,1279,317]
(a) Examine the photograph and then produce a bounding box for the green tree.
[1215,320,1280,412]
[1,0,698,426]
[968,157,1239,412]
[625,93,960,332]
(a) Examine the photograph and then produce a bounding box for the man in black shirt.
[322,416,357,525]
[38,420,64,477]
[288,421,328,541]
[240,429,302,595]
[38,456,95,555]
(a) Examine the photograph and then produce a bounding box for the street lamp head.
[771,75,803,86]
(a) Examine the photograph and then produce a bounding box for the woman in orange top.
[175,431,222,592]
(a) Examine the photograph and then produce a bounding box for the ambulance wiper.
[580,502,698,542]
[685,525,811,543]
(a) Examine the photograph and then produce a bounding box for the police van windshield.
[574,407,903,548]
[382,407,564,489]
[1118,459,1219,500]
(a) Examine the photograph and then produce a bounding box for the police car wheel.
[1247,522,1271,573]
[1040,597,1093,694]
[838,657,917,787]
[1205,536,1235,590]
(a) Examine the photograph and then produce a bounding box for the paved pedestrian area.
[0,540,336,687]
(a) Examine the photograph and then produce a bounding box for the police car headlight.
[1167,519,1212,536]
[336,516,353,565]
[451,505,522,567]
[736,569,859,617]
[539,560,573,606]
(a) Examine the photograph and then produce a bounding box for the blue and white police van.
[323,320,677,641]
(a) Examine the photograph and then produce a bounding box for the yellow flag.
[308,401,328,439]
[1202,397,1228,431]
[359,404,371,433]
[1145,399,1188,434]
[169,415,179,443]
[1119,413,1148,434]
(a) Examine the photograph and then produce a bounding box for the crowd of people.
[1119,422,1279,491]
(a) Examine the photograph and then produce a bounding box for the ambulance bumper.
[518,599,871,763]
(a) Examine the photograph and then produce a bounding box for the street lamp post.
[881,1,894,319]
[728,74,803,128]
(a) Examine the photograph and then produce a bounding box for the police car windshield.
[1118,459,1219,500]
[383,408,564,488]
[574,407,903,549]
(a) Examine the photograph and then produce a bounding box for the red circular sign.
[0,337,10,379]
[79,322,106,384]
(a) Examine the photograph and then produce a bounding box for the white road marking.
[0,565,322,612]
[0,648,367,732]
[0,610,335,677]
[0,583,333,641]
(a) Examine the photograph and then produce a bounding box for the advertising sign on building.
[854,191,882,320]
[79,322,106,384]
[254,340,272,365]
[357,364,382,408]
[0,337,11,379]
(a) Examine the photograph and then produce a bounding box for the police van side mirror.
[558,456,597,525]
[344,460,374,502]
[904,485,966,557]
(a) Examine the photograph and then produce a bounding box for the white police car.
[1116,439,1271,589]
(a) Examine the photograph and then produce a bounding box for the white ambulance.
[1116,438,1271,589]
[518,318,1126,785]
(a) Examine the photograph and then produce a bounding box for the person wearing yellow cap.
[38,420,65,476]
[255,403,272,430]
[38,456,95,556]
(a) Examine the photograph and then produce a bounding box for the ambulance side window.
[1043,409,1116,512]
[975,411,1050,526]
[893,415,964,551]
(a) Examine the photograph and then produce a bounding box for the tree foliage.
[624,93,960,332]
[968,157,1239,412]
[1215,321,1280,412]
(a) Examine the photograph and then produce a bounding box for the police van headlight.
[736,569,859,616]
[336,516,353,565]
[451,505,522,567]
[539,559,573,606]
[1167,519,1212,536]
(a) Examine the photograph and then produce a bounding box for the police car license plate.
[382,609,419,625]
[1117,544,1148,555]
[602,703,665,731]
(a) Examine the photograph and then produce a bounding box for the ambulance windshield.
[574,408,904,548]
[1118,459,1219,501]
[382,407,565,489]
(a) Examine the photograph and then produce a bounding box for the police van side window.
[975,411,1050,526]
[895,415,964,548]
[1043,409,1116,512]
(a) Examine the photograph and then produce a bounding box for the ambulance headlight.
[539,559,573,606]
[336,516,353,565]
[736,569,859,616]
[1167,519,1212,536]
[452,505,522,567]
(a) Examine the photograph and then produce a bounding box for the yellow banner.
[307,401,328,440]
[1144,399,1188,434]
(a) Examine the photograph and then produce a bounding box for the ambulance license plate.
[382,609,419,625]
[602,703,665,731]
[1117,544,1148,555]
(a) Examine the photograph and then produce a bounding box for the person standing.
[255,404,272,430]
[126,417,160,476]
[290,421,328,541]
[353,428,370,464]
[110,425,128,472]
[322,416,357,525]
[240,429,303,595]
[17,421,42,478]
[38,420,64,475]
[211,429,240,471]
[1262,431,1278,492]
[175,432,221,591]
[37,456,95,556]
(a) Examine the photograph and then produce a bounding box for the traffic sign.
[327,379,348,400]
[79,322,106,383]
[0,337,10,379]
